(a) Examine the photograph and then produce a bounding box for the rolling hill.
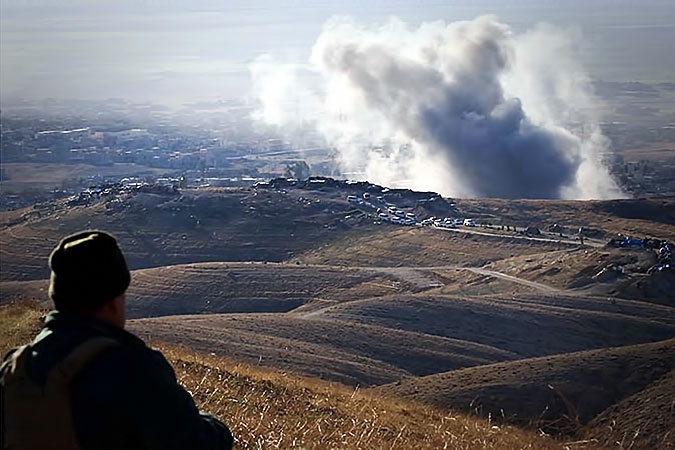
[584,369,675,449]
[375,339,675,435]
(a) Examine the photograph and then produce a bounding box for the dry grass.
[585,370,675,450]
[125,263,407,319]
[159,343,600,450]
[0,300,46,356]
[0,302,600,450]
[291,226,571,268]
[376,338,675,437]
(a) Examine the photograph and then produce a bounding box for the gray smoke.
[251,16,626,199]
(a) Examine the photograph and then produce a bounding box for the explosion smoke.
[250,15,626,199]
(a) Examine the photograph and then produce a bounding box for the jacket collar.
[42,310,144,346]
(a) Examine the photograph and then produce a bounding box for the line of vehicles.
[422,217,476,228]
[347,194,475,228]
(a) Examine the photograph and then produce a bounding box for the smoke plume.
[250,15,626,199]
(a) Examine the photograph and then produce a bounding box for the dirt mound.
[585,370,675,450]
[376,339,675,435]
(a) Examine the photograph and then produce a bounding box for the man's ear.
[110,294,123,314]
[102,294,126,327]
[113,294,126,316]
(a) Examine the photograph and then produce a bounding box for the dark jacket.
[3,311,233,450]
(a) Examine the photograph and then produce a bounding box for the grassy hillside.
[309,293,675,358]
[376,339,675,438]
[126,286,674,387]
[291,226,574,268]
[126,263,411,318]
[129,313,519,386]
[0,187,372,281]
[585,370,675,450]
[0,302,600,450]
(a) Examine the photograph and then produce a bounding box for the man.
[1,230,233,450]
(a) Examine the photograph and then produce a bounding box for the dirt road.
[370,265,561,293]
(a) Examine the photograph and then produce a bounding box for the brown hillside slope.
[0,188,370,281]
[5,262,672,387]
[126,263,414,318]
[0,262,462,315]
[585,370,675,450]
[129,314,519,386]
[0,280,49,306]
[313,294,675,358]
[376,339,675,434]
[292,226,574,268]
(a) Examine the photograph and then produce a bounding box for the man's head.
[49,230,130,327]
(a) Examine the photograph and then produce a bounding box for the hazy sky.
[2,0,675,106]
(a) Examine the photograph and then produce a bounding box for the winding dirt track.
[460,267,562,293]
[367,265,561,293]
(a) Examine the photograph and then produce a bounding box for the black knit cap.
[48,230,131,311]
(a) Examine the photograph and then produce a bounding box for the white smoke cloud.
[250,15,626,200]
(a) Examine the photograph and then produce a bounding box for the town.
[2,96,675,214]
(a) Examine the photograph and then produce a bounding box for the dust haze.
[251,16,626,200]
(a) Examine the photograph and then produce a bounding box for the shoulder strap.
[46,337,119,390]
[0,345,30,382]
[2,337,119,450]
[1,345,30,450]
